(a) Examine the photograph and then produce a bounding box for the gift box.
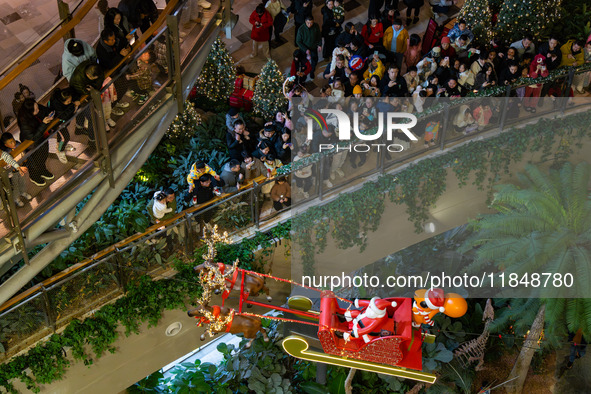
[229,75,257,111]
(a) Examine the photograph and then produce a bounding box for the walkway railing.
[1,90,590,359]
[0,0,228,275]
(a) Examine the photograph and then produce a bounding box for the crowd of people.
[149,0,591,226]
[3,0,591,228]
[2,0,167,208]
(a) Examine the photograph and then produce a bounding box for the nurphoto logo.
[305,108,418,153]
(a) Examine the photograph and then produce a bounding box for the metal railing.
[0,0,226,270]
[1,91,591,359]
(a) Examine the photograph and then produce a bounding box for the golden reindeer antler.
[196,303,235,338]
[197,225,238,305]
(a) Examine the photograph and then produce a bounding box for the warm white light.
[424,222,436,233]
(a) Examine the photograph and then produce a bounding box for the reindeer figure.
[194,261,272,303]
[194,225,272,304]
[187,304,269,348]
[454,299,494,371]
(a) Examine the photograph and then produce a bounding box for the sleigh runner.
[187,227,466,384]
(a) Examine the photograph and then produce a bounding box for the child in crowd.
[330,78,345,99]
[0,133,32,208]
[187,161,220,192]
[101,77,118,129]
[126,51,154,105]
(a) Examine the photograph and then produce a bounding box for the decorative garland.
[291,109,591,276]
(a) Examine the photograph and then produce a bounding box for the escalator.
[0,0,234,305]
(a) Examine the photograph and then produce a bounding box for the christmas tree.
[195,37,236,102]
[494,0,562,42]
[253,59,288,119]
[167,101,202,144]
[458,0,493,45]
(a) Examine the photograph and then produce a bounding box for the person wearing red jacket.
[249,4,273,58]
[524,54,549,113]
[360,15,384,51]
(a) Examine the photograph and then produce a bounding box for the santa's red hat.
[424,288,445,313]
[366,298,397,316]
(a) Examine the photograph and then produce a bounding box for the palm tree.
[460,161,591,394]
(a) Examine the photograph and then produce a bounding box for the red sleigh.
[317,291,424,371]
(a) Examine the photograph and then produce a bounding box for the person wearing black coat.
[17,98,55,186]
[70,61,105,100]
[287,0,313,45]
[118,0,157,33]
[48,88,79,160]
[96,29,129,71]
[404,0,423,25]
[104,8,131,44]
[335,22,359,50]
[537,37,562,71]
[184,173,225,205]
[226,120,250,161]
[369,0,384,17]
[380,65,408,96]
[274,128,292,163]
[498,61,520,87]
[96,28,132,106]
[321,1,341,59]
[252,140,276,161]
[350,37,370,67]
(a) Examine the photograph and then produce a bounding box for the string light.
[494,0,563,41]
[167,101,202,140]
[458,0,494,43]
[196,307,235,338]
[195,37,236,101]
[253,59,288,119]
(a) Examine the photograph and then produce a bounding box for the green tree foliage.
[253,59,288,119]
[494,0,562,41]
[195,37,236,102]
[458,0,493,45]
[461,162,591,339]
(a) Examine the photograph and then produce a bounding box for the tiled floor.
[222,0,464,95]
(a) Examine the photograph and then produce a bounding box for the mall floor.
[222,0,462,95]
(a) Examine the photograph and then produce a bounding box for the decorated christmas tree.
[253,59,288,119]
[167,101,202,144]
[195,37,236,102]
[494,0,562,42]
[458,0,493,45]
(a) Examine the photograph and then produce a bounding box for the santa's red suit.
[342,297,397,343]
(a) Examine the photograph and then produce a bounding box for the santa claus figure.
[412,288,446,327]
[342,297,397,343]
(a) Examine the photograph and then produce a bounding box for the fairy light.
[197,225,236,305]
[167,101,202,139]
[253,59,288,119]
[458,0,494,43]
[195,37,236,101]
[197,307,235,338]
[494,0,563,40]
